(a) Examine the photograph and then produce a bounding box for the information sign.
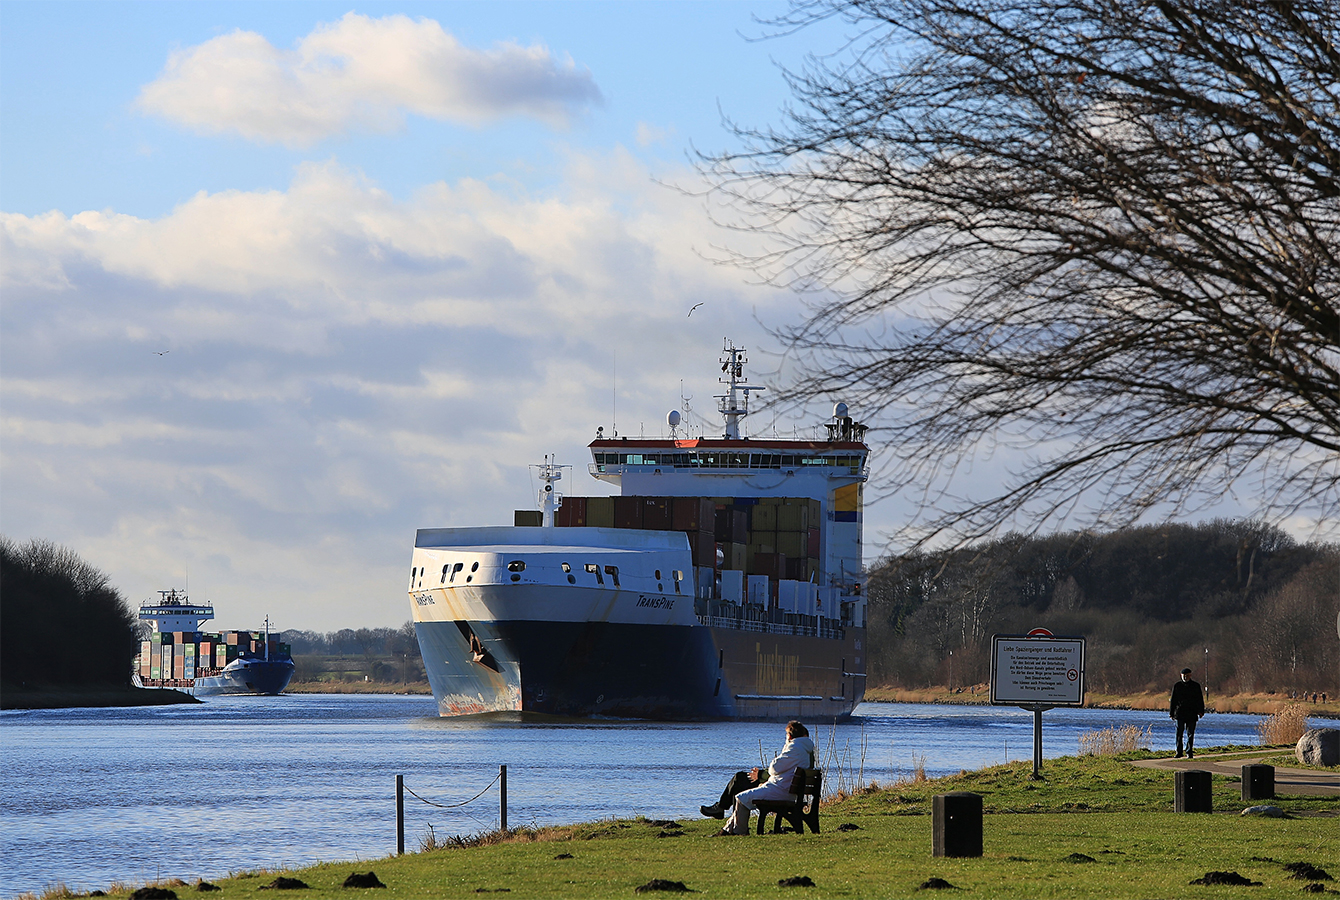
[990,633,1086,707]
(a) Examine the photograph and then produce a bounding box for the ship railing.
[695,614,844,640]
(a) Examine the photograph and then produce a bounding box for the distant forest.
[280,623,424,684]
[866,520,1338,695]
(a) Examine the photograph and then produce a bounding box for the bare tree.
[706,0,1340,546]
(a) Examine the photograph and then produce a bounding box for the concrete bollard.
[1175,769,1213,812]
[1241,764,1274,801]
[933,791,983,857]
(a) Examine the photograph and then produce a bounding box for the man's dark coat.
[1170,679,1205,721]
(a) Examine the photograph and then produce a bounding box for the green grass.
[38,750,1339,900]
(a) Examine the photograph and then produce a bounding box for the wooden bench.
[754,767,823,834]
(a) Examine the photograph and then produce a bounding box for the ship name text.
[636,595,675,610]
[414,593,435,606]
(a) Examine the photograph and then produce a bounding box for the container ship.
[132,590,295,695]
[408,340,869,720]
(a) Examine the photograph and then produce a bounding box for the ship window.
[440,564,449,584]
[471,561,480,572]
[604,565,620,587]
[449,562,464,583]
[654,569,661,580]
[510,574,521,582]
[672,569,684,594]
[568,573,576,584]
[586,563,604,585]
[561,562,572,573]
[507,561,526,572]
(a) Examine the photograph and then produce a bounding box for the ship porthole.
[567,574,576,584]
[510,574,520,582]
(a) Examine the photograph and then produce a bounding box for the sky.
[2,2,1326,634]
[1,1,871,631]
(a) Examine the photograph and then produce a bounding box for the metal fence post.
[396,774,405,854]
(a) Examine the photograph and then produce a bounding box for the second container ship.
[133,590,295,696]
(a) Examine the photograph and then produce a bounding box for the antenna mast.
[716,339,764,440]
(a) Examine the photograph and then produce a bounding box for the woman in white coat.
[718,721,816,836]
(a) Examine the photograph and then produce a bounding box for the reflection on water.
[0,695,1276,896]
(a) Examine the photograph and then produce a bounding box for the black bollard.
[1242,764,1275,801]
[932,791,983,858]
[1175,769,1213,812]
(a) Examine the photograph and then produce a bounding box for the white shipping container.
[720,569,744,603]
[747,575,770,607]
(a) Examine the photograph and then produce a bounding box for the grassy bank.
[0,684,198,710]
[863,685,1340,717]
[33,749,1337,900]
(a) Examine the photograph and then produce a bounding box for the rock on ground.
[1296,728,1339,766]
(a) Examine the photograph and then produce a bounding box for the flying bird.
[152,350,170,356]
[688,303,704,317]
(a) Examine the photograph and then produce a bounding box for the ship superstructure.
[409,340,869,719]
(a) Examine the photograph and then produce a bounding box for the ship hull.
[415,617,864,720]
[136,658,295,696]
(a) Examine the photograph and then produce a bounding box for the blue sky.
[3,2,1317,633]
[2,1,876,630]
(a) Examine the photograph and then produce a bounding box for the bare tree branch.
[704,0,1340,547]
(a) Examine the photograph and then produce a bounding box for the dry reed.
[1078,724,1152,756]
[1256,704,1308,745]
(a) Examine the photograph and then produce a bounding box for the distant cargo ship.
[408,340,869,720]
[132,590,294,695]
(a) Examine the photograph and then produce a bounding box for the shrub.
[1256,704,1308,745]
[1079,724,1152,756]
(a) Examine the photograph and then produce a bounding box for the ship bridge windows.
[593,449,863,472]
[585,563,604,585]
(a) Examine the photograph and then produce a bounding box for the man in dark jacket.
[1170,667,1206,758]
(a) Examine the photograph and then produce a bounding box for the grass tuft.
[1079,724,1153,755]
[1256,704,1309,745]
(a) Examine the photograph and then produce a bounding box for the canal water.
[0,696,1286,896]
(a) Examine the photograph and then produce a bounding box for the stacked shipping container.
[136,630,291,686]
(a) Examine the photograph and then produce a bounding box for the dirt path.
[1130,749,1340,797]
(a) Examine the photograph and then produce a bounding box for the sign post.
[990,629,1086,779]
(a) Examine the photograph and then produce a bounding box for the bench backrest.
[788,767,823,800]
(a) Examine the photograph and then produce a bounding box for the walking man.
[1170,667,1205,758]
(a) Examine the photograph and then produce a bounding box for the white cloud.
[135,13,604,146]
[0,154,800,629]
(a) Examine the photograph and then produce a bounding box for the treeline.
[1,537,139,689]
[865,520,1338,695]
[280,623,424,684]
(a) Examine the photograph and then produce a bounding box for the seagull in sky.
[688,303,704,317]
[152,350,170,356]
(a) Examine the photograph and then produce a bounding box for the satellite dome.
[667,410,682,427]
[833,402,849,419]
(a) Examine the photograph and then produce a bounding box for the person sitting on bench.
[704,720,815,835]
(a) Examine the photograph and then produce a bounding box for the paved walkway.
[1130,750,1340,797]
